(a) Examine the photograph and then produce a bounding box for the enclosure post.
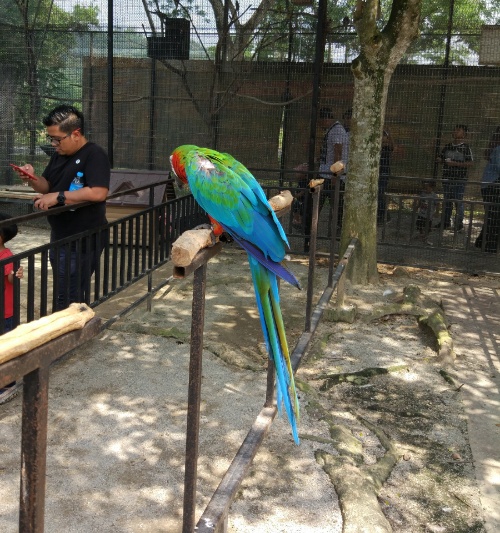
[148,59,157,171]
[432,0,455,180]
[328,178,341,287]
[305,184,322,332]
[182,263,207,533]
[19,366,50,533]
[307,0,329,171]
[106,0,114,166]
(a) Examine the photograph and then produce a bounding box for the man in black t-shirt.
[14,105,110,310]
[436,124,473,231]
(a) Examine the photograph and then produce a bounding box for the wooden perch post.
[0,303,95,365]
[172,229,216,267]
[171,190,294,268]
[268,190,293,212]
[308,161,344,189]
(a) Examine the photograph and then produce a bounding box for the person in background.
[0,213,24,404]
[476,130,500,252]
[483,125,500,163]
[318,107,351,226]
[292,161,309,228]
[435,124,473,231]
[377,127,394,225]
[12,105,110,310]
[481,126,500,202]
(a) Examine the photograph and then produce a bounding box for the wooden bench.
[106,168,175,223]
[105,168,176,245]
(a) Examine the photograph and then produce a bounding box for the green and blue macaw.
[170,145,301,444]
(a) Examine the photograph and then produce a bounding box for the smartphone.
[10,163,37,181]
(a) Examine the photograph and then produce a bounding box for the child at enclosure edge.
[0,213,24,404]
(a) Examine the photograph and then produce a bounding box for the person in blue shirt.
[475,129,500,252]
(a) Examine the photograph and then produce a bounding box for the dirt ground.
[99,246,498,532]
[1,229,499,532]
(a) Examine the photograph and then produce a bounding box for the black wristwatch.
[57,192,66,206]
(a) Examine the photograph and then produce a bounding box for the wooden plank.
[105,205,145,223]
[0,188,38,201]
[107,169,169,207]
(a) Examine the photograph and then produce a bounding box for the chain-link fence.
[1,0,500,270]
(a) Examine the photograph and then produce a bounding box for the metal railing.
[0,179,207,333]
[0,180,358,533]
[172,183,358,532]
[377,191,499,273]
[1,173,498,337]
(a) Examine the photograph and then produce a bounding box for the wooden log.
[330,161,344,174]
[268,190,293,211]
[308,161,344,189]
[0,303,95,365]
[421,309,455,364]
[308,178,325,188]
[172,229,216,267]
[172,191,293,268]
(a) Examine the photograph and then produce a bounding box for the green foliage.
[406,0,500,64]
[254,0,500,64]
[144,0,212,30]
[0,0,99,134]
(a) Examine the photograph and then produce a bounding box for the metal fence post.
[19,366,50,533]
[182,263,208,533]
[305,183,322,332]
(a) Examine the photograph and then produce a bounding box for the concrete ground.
[441,280,500,532]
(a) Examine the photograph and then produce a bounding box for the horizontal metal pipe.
[196,239,358,532]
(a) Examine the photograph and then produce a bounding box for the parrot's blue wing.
[184,149,288,265]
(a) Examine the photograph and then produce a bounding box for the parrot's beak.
[173,172,186,189]
[169,156,186,189]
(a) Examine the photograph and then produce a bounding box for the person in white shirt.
[318,108,351,226]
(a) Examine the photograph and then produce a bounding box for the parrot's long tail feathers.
[248,256,300,444]
[231,233,301,290]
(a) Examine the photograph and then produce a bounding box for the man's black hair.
[0,213,18,244]
[43,105,85,135]
[455,124,468,134]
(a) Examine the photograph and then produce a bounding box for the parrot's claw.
[193,224,217,247]
[219,232,234,244]
[193,223,213,231]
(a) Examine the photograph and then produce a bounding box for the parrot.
[170,145,301,444]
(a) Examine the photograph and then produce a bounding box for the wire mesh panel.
[0,0,499,271]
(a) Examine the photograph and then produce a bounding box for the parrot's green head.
[170,144,198,187]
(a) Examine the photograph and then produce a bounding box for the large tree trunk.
[342,0,422,285]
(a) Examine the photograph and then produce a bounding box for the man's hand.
[34,193,59,210]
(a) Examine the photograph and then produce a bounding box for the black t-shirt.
[440,142,473,180]
[43,142,110,240]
